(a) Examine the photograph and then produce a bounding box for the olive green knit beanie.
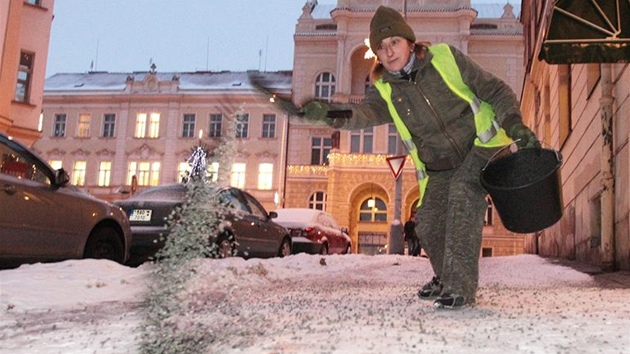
[369,6,416,50]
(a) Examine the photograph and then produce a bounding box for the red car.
[272,208,352,255]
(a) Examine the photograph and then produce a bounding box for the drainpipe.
[600,63,615,271]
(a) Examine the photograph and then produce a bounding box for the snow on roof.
[44,71,292,93]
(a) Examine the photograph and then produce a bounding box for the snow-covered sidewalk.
[1,254,629,354]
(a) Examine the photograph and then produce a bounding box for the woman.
[302,6,539,309]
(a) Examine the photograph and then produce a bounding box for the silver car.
[0,133,131,268]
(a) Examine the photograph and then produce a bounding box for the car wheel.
[344,243,352,254]
[319,243,329,255]
[83,226,125,263]
[214,234,235,259]
[278,237,291,257]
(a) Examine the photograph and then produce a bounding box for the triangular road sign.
[386,155,407,180]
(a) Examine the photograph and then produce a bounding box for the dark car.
[0,133,132,269]
[114,183,292,264]
[272,208,352,255]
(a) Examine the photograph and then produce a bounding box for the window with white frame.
[257,163,273,190]
[230,163,246,188]
[53,114,66,137]
[351,127,373,153]
[262,114,276,138]
[15,52,34,103]
[72,161,87,186]
[127,161,160,186]
[309,191,327,211]
[98,161,112,186]
[315,72,336,102]
[103,113,116,138]
[235,113,249,138]
[311,136,332,165]
[209,113,222,137]
[182,113,196,138]
[77,113,91,138]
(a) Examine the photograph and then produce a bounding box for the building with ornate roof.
[37,1,526,256]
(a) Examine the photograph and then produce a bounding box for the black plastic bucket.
[480,148,563,234]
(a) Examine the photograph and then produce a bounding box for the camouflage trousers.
[415,147,497,301]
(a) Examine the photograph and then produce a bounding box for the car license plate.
[129,209,152,221]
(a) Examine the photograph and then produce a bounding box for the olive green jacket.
[329,44,522,171]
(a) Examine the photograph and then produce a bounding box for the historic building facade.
[0,0,55,146]
[521,1,630,270]
[37,0,526,256]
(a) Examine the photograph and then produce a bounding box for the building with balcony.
[0,0,55,146]
[37,0,526,256]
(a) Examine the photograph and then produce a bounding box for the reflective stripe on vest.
[374,44,512,206]
[429,43,511,148]
[374,80,429,207]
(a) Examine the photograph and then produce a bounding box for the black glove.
[508,123,541,149]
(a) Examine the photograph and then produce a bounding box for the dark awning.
[539,0,630,64]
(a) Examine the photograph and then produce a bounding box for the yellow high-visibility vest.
[374,43,512,206]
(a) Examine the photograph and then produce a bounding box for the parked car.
[272,208,352,255]
[114,183,292,264]
[0,133,132,269]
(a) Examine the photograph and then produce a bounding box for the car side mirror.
[54,168,70,187]
[268,211,278,219]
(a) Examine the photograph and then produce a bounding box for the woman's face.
[375,36,413,72]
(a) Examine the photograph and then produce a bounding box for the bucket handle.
[482,140,561,172]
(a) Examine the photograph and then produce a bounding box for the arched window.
[309,191,327,211]
[315,72,336,102]
[359,197,387,222]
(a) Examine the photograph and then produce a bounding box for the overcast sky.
[45,0,518,77]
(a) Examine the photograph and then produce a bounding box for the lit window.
[309,191,327,211]
[207,162,219,182]
[230,163,246,188]
[315,72,336,102]
[149,113,160,138]
[49,160,63,170]
[262,114,276,138]
[135,114,147,138]
[209,114,222,137]
[103,114,116,138]
[177,162,189,182]
[15,52,34,103]
[257,163,273,190]
[128,161,160,186]
[53,114,66,137]
[77,114,91,138]
[98,161,111,186]
[359,197,387,222]
[182,114,196,138]
[72,161,87,186]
